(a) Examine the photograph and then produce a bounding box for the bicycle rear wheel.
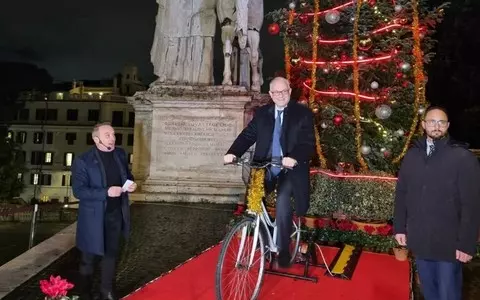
[215,217,265,300]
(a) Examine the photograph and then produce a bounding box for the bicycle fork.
[235,215,261,270]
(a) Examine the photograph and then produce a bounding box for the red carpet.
[124,244,410,300]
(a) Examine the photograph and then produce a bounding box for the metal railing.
[0,201,79,249]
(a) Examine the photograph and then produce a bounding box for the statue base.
[127,85,253,204]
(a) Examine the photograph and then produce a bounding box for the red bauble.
[368,0,376,6]
[268,23,280,35]
[299,14,309,24]
[333,114,344,126]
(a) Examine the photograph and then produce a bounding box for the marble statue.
[217,0,264,91]
[150,0,217,85]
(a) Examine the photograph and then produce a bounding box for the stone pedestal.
[127,85,252,203]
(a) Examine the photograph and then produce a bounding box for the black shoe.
[278,250,291,268]
[101,291,117,300]
[78,275,96,300]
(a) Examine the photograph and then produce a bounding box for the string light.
[299,53,395,66]
[311,169,398,181]
[316,23,407,45]
[285,9,295,80]
[392,0,424,164]
[353,0,368,171]
[360,117,392,141]
[294,1,355,16]
[308,0,327,169]
[303,82,385,101]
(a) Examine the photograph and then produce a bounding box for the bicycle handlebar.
[224,157,285,169]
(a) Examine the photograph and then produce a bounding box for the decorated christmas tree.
[267,0,448,174]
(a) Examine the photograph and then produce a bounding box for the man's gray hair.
[269,76,290,90]
[92,122,112,138]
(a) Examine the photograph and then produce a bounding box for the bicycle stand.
[264,235,326,283]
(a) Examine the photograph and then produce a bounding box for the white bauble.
[375,104,392,120]
[325,10,340,24]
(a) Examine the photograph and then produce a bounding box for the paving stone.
[2,202,234,299]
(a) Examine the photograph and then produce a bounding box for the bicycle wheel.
[289,217,301,264]
[215,217,265,300]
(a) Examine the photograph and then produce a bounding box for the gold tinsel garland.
[392,0,425,164]
[352,0,368,171]
[284,9,295,80]
[246,169,265,214]
[308,0,327,169]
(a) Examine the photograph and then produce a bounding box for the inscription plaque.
[156,116,237,169]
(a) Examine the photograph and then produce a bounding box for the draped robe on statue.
[150,0,216,85]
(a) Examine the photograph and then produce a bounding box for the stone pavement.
[2,202,235,299]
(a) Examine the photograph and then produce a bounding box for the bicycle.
[215,157,303,300]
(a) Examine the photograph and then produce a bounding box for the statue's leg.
[221,24,235,85]
[248,29,261,92]
[258,49,264,87]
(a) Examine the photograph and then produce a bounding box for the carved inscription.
[156,116,237,167]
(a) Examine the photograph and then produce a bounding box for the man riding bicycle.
[224,76,315,268]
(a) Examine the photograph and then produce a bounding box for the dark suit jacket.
[72,147,133,255]
[226,101,315,215]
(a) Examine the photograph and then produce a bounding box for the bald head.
[269,77,292,108]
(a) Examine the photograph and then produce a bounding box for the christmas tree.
[267,0,448,174]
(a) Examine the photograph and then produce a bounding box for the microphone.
[98,138,112,150]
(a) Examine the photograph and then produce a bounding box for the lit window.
[56,93,63,100]
[65,153,73,167]
[45,152,52,163]
[32,174,39,185]
[17,173,23,180]
[129,153,133,164]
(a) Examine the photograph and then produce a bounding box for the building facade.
[8,65,144,203]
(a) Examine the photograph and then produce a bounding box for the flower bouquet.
[40,275,78,300]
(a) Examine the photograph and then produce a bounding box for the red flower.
[315,218,330,228]
[377,224,393,236]
[233,204,245,216]
[39,275,74,299]
[336,219,355,231]
[364,225,376,234]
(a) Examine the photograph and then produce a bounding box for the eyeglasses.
[270,89,290,97]
[424,119,448,127]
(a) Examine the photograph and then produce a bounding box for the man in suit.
[224,76,315,268]
[72,122,137,300]
[394,106,480,300]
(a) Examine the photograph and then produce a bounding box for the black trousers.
[79,208,123,293]
[265,170,294,254]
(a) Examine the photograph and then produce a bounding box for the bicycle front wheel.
[215,217,265,300]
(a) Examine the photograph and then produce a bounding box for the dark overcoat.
[72,147,133,255]
[227,101,315,216]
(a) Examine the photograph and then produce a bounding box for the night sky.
[0,0,284,84]
[1,0,480,145]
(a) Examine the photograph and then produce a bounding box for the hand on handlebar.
[224,154,237,164]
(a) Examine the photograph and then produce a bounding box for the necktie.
[271,110,283,176]
[428,144,435,157]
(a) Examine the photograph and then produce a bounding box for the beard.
[426,130,447,141]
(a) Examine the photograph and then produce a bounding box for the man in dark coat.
[224,76,315,268]
[72,122,136,300]
[394,106,480,300]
